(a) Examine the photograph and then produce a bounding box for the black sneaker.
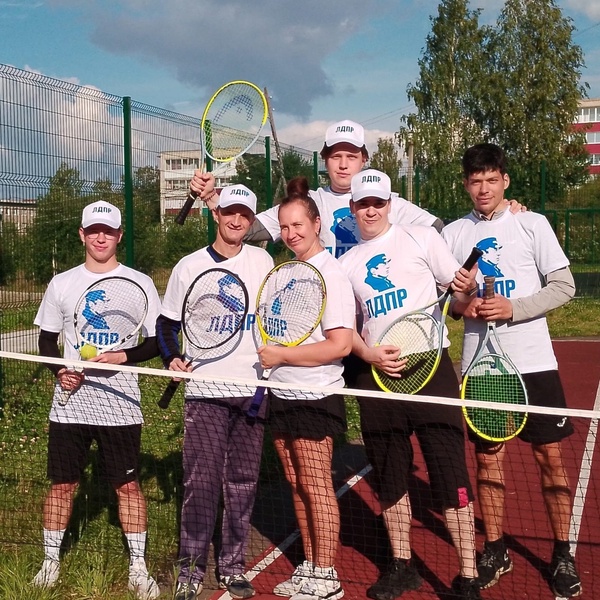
[366,558,423,600]
[477,542,513,589]
[550,553,582,598]
[219,573,256,599]
[450,575,481,600]
[174,581,201,600]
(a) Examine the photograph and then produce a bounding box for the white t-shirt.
[268,250,356,399]
[161,244,274,398]
[256,186,438,258]
[338,225,461,348]
[34,264,162,426]
[441,210,569,374]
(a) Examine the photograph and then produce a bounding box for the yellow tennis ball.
[79,344,97,360]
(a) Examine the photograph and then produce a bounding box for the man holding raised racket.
[157,185,273,600]
[338,170,481,600]
[442,143,581,598]
[33,200,162,599]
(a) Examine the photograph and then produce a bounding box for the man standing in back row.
[442,143,581,598]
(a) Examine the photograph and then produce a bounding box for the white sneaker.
[128,563,160,599]
[32,558,60,588]
[290,567,344,600]
[274,561,313,596]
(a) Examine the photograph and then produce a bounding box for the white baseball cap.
[351,169,392,202]
[218,184,257,214]
[81,200,122,229]
[324,120,365,149]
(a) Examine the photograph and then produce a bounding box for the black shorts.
[355,351,473,507]
[47,421,142,486]
[268,392,347,441]
[471,370,574,449]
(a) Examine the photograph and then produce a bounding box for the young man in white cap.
[157,185,274,600]
[33,200,162,599]
[338,170,481,600]
[190,119,443,258]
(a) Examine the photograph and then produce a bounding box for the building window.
[586,132,600,144]
[579,107,600,123]
[590,154,600,166]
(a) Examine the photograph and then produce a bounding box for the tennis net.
[0,349,598,599]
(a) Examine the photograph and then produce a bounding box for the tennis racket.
[158,268,249,409]
[175,81,268,225]
[372,247,482,395]
[58,276,149,406]
[461,276,528,442]
[246,260,327,418]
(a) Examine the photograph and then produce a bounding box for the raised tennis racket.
[246,260,327,418]
[461,276,528,442]
[372,247,482,395]
[58,276,149,406]
[175,81,268,225]
[158,268,249,409]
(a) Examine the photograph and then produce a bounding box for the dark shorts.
[355,351,473,507]
[268,392,347,441]
[471,369,574,449]
[47,421,141,486]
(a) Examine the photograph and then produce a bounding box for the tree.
[29,163,87,284]
[398,0,488,219]
[370,138,403,192]
[485,0,589,208]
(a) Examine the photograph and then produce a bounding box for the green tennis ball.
[79,344,97,360]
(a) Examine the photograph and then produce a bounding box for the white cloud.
[47,0,375,119]
[565,0,600,20]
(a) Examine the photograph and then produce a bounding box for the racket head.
[255,261,326,347]
[202,81,268,163]
[461,343,529,442]
[461,276,528,442]
[73,276,148,352]
[372,295,449,394]
[182,268,249,351]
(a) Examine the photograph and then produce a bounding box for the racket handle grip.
[463,246,483,270]
[57,388,72,406]
[247,386,266,418]
[158,379,181,409]
[174,191,198,225]
[484,276,496,299]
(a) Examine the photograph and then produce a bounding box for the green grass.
[0,297,598,597]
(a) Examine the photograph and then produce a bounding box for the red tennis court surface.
[208,339,600,600]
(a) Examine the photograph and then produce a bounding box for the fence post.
[313,151,319,189]
[414,167,420,206]
[122,97,135,266]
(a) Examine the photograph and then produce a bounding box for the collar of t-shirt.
[207,244,228,262]
[471,207,508,221]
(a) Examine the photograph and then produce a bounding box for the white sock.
[126,531,147,566]
[43,528,65,563]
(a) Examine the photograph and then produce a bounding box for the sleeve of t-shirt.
[420,227,461,286]
[160,262,187,321]
[255,205,282,242]
[33,278,64,333]
[140,276,162,338]
[530,214,570,276]
[389,193,437,227]
[321,263,356,332]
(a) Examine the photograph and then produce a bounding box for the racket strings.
[75,280,148,349]
[374,313,442,394]
[463,355,527,440]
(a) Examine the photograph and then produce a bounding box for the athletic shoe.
[174,581,202,600]
[32,558,60,589]
[274,561,314,596]
[366,558,423,600]
[550,553,582,598]
[219,573,256,599]
[128,563,160,600]
[290,566,344,600]
[477,542,513,589]
[450,575,481,599]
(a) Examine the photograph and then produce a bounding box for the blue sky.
[2,0,599,153]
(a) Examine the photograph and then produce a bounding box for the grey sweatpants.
[177,398,264,584]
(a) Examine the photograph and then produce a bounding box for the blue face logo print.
[365,254,395,292]
[331,207,359,244]
[82,289,110,329]
[217,274,245,313]
[476,237,504,277]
